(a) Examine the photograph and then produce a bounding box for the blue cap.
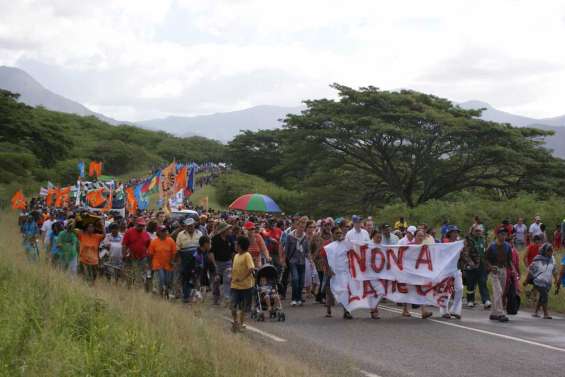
[352,215,362,223]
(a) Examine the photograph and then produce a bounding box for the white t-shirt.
[41,219,54,243]
[103,233,124,260]
[345,228,370,243]
[529,223,542,237]
[398,236,412,245]
[514,223,527,242]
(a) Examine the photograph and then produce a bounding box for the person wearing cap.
[485,227,512,322]
[399,225,417,245]
[461,225,491,309]
[176,217,202,303]
[346,215,370,244]
[381,224,399,245]
[210,221,234,305]
[244,221,270,268]
[148,226,177,298]
[122,217,152,290]
[439,226,463,319]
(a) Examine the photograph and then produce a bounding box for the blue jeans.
[289,263,305,302]
[157,269,172,292]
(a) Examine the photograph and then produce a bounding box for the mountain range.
[1,65,564,156]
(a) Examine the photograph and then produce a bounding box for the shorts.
[534,285,549,305]
[231,288,252,312]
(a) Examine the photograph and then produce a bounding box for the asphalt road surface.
[221,300,565,377]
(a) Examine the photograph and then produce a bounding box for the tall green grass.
[0,212,318,377]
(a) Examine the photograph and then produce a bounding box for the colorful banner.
[324,240,463,312]
[159,162,177,200]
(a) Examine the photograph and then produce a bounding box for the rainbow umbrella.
[228,193,282,213]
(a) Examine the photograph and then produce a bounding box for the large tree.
[284,84,564,207]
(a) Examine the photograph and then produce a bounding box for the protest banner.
[324,240,463,312]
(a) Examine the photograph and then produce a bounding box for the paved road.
[220,300,565,377]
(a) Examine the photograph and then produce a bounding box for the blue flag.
[78,161,85,177]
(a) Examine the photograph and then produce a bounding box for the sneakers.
[298,300,303,306]
[290,300,297,307]
[498,315,509,322]
[484,300,492,309]
[466,302,475,308]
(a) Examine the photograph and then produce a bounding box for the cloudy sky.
[1,0,564,121]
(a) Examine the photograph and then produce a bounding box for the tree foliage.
[0,90,226,192]
[226,84,565,210]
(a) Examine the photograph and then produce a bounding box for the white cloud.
[0,0,564,121]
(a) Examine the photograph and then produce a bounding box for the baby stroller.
[252,264,286,322]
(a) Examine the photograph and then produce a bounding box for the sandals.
[402,311,412,317]
[421,312,433,319]
[442,314,451,319]
[343,311,353,320]
[370,310,380,320]
[543,316,553,319]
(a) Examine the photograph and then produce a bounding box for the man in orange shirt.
[78,222,105,284]
[148,225,177,298]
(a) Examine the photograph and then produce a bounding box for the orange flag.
[174,166,188,192]
[125,187,138,213]
[86,188,106,207]
[46,188,56,207]
[55,187,72,208]
[88,161,103,177]
[11,190,26,210]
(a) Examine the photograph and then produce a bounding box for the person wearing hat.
[346,215,370,243]
[399,225,417,245]
[381,224,399,245]
[176,217,202,303]
[210,221,234,305]
[439,226,463,319]
[485,227,512,322]
[148,225,177,298]
[122,217,152,290]
[244,221,271,268]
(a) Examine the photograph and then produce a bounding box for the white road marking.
[359,369,383,377]
[222,317,287,342]
[378,305,565,353]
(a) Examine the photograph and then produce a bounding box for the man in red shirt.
[123,217,152,290]
[524,234,542,268]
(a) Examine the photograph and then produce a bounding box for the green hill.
[0,89,226,203]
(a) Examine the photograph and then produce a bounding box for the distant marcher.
[78,222,105,284]
[345,215,370,243]
[285,219,309,307]
[513,217,528,249]
[461,225,491,309]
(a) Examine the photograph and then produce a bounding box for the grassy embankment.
[0,211,317,377]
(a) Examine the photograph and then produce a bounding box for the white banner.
[324,240,463,312]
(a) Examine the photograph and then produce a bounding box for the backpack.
[506,278,521,315]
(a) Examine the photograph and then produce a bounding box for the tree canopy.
[228,84,565,210]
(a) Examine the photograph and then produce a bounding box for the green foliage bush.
[214,171,303,214]
[376,192,565,235]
